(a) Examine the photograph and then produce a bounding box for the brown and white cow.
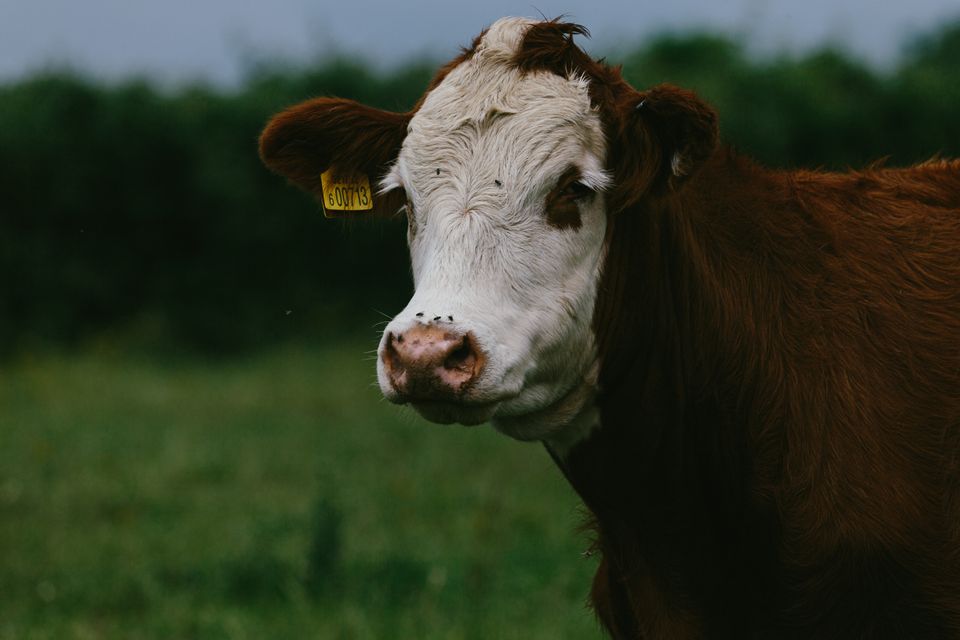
[260,17,960,639]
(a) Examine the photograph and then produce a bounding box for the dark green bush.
[2,24,958,355]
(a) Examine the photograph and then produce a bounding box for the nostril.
[383,325,485,400]
[443,335,475,372]
[383,332,401,366]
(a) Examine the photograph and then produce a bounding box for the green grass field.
[0,343,604,639]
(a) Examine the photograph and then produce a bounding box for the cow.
[259,17,960,639]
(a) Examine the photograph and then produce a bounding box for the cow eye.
[562,181,594,201]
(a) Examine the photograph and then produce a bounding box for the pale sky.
[2,1,959,86]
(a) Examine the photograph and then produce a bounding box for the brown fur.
[259,20,960,639]
[544,167,587,230]
[512,21,720,209]
[513,23,960,635]
[583,150,960,638]
[257,33,484,217]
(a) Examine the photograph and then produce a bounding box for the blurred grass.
[0,343,602,639]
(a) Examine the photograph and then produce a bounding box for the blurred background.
[2,1,959,638]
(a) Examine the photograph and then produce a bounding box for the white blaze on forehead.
[377,17,608,445]
[476,16,534,55]
[382,18,608,201]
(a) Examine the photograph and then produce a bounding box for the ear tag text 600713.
[320,169,374,217]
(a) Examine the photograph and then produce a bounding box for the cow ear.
[607,84,719,212]
[259,98,410,217]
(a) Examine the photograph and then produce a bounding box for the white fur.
[377,18,608,446]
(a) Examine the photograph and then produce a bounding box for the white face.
[376,18,609,442]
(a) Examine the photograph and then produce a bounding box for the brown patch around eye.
[545,167,588,230]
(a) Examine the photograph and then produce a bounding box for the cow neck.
[564,192,702,524]
[559,148,783,623]
[563,167,711,517]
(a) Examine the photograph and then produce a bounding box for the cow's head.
[260,18,718,448]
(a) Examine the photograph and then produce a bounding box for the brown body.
[578,154,960,637]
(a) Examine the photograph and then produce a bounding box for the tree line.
[1,24,957,355]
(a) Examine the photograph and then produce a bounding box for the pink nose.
[382,324,485,401]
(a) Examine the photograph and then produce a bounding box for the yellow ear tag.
[320,169,374,217]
